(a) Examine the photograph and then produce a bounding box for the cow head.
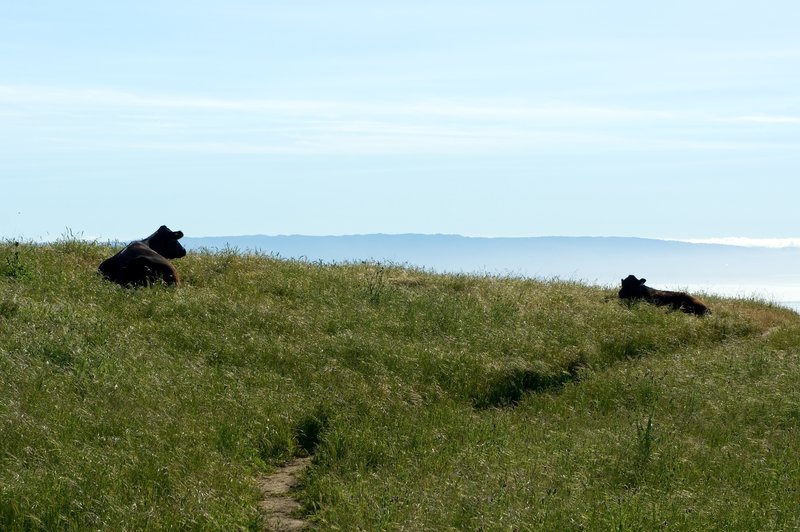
[143,225,187,259]
[618,274,647,299]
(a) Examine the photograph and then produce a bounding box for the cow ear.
[175,231,184,239]
[640,278,647,284]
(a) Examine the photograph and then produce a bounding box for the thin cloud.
[669,237,800,248]
[0,84,674,123]
[707,49,800,61]
[734,115,800,125]
[1,84,794,156]
[0,85,338,113]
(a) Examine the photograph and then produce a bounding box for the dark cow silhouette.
[618,274,709,316]
[99,226,186,287]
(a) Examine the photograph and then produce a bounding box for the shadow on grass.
[294,405,330,455]
[473,357,585,409]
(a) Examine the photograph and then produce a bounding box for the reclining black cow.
[99,225,186,287]
[618,274,709,316]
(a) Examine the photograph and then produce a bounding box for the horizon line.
[182,233,800,249]
[9,233,800,249]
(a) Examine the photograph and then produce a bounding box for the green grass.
[2,238,800,529]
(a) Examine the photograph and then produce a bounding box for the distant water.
[666,282,800,313]
[183,234,800,313]
[782,302,800,313]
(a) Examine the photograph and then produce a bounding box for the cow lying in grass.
[99,225,186,287]
[618,274,709,316]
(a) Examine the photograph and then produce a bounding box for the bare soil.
[257,456,312,531]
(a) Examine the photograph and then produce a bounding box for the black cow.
[99,225,186,287]
[618,274,709,316]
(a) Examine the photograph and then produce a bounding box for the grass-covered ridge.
[2,239,800,530]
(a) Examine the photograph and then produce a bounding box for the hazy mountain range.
[182,234,800,305]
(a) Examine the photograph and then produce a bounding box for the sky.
[2,1,800,242]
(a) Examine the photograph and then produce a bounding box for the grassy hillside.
[2,239,800,530]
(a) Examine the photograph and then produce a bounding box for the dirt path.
[258,456,313,531]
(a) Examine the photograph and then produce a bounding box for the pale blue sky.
[2,1,799,241]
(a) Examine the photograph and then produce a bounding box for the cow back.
[99,242,180,287]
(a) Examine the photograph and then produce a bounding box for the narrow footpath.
[258,456,312,531]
